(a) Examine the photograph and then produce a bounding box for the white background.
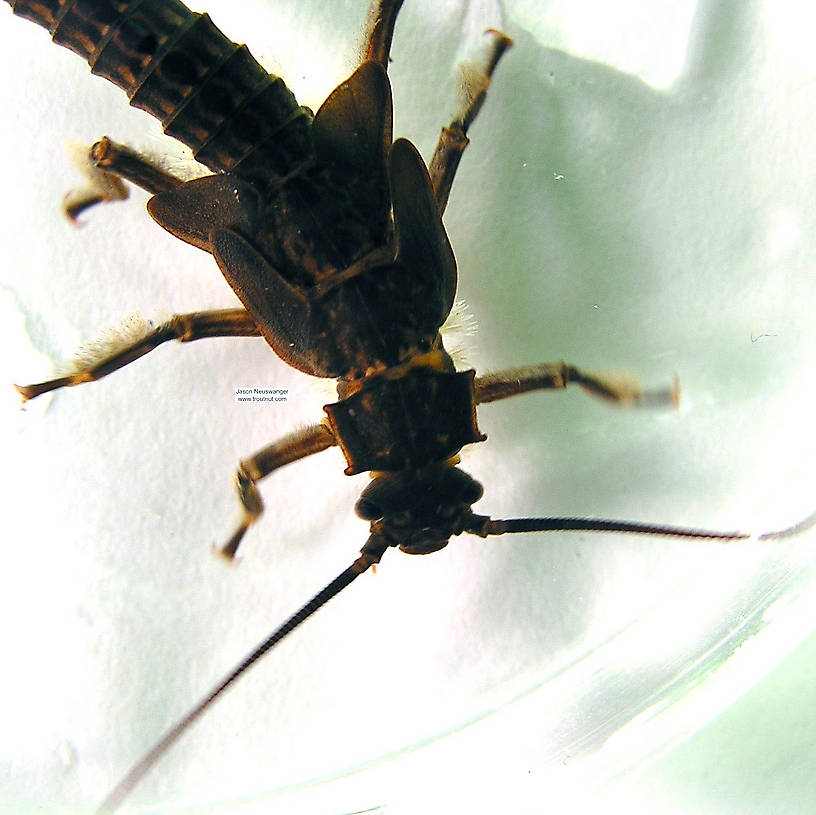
[1,1,815,813]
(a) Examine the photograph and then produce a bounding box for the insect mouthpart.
[355,463,484,555]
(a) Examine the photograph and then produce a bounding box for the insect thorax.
[326,362,485,475]
[325,352,487,555]
[253,170,446,378]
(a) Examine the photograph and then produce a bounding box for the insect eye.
[461,480,484,504]
[354,497,382,520]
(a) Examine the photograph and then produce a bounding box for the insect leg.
[474,363,679,408]
[15,309,260,402]
[221,423,338,559]
[361,0,405,68]
[429,29,513,215]
[64,137,186,220]
[90,137,186,194]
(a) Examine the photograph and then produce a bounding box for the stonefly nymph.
[3,1,815,812]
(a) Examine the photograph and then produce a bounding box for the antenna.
[96,539,387,815]
[465,511,816,542]
[96,508,816,813]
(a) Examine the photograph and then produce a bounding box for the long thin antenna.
[96,543,385,815]
[466,511,816,542]
[96,507,816,813]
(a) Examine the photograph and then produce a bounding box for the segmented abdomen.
[8,0,313,182]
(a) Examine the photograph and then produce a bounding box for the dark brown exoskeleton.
[7,0,815,812]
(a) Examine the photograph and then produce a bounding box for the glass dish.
[2,1,814,813]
